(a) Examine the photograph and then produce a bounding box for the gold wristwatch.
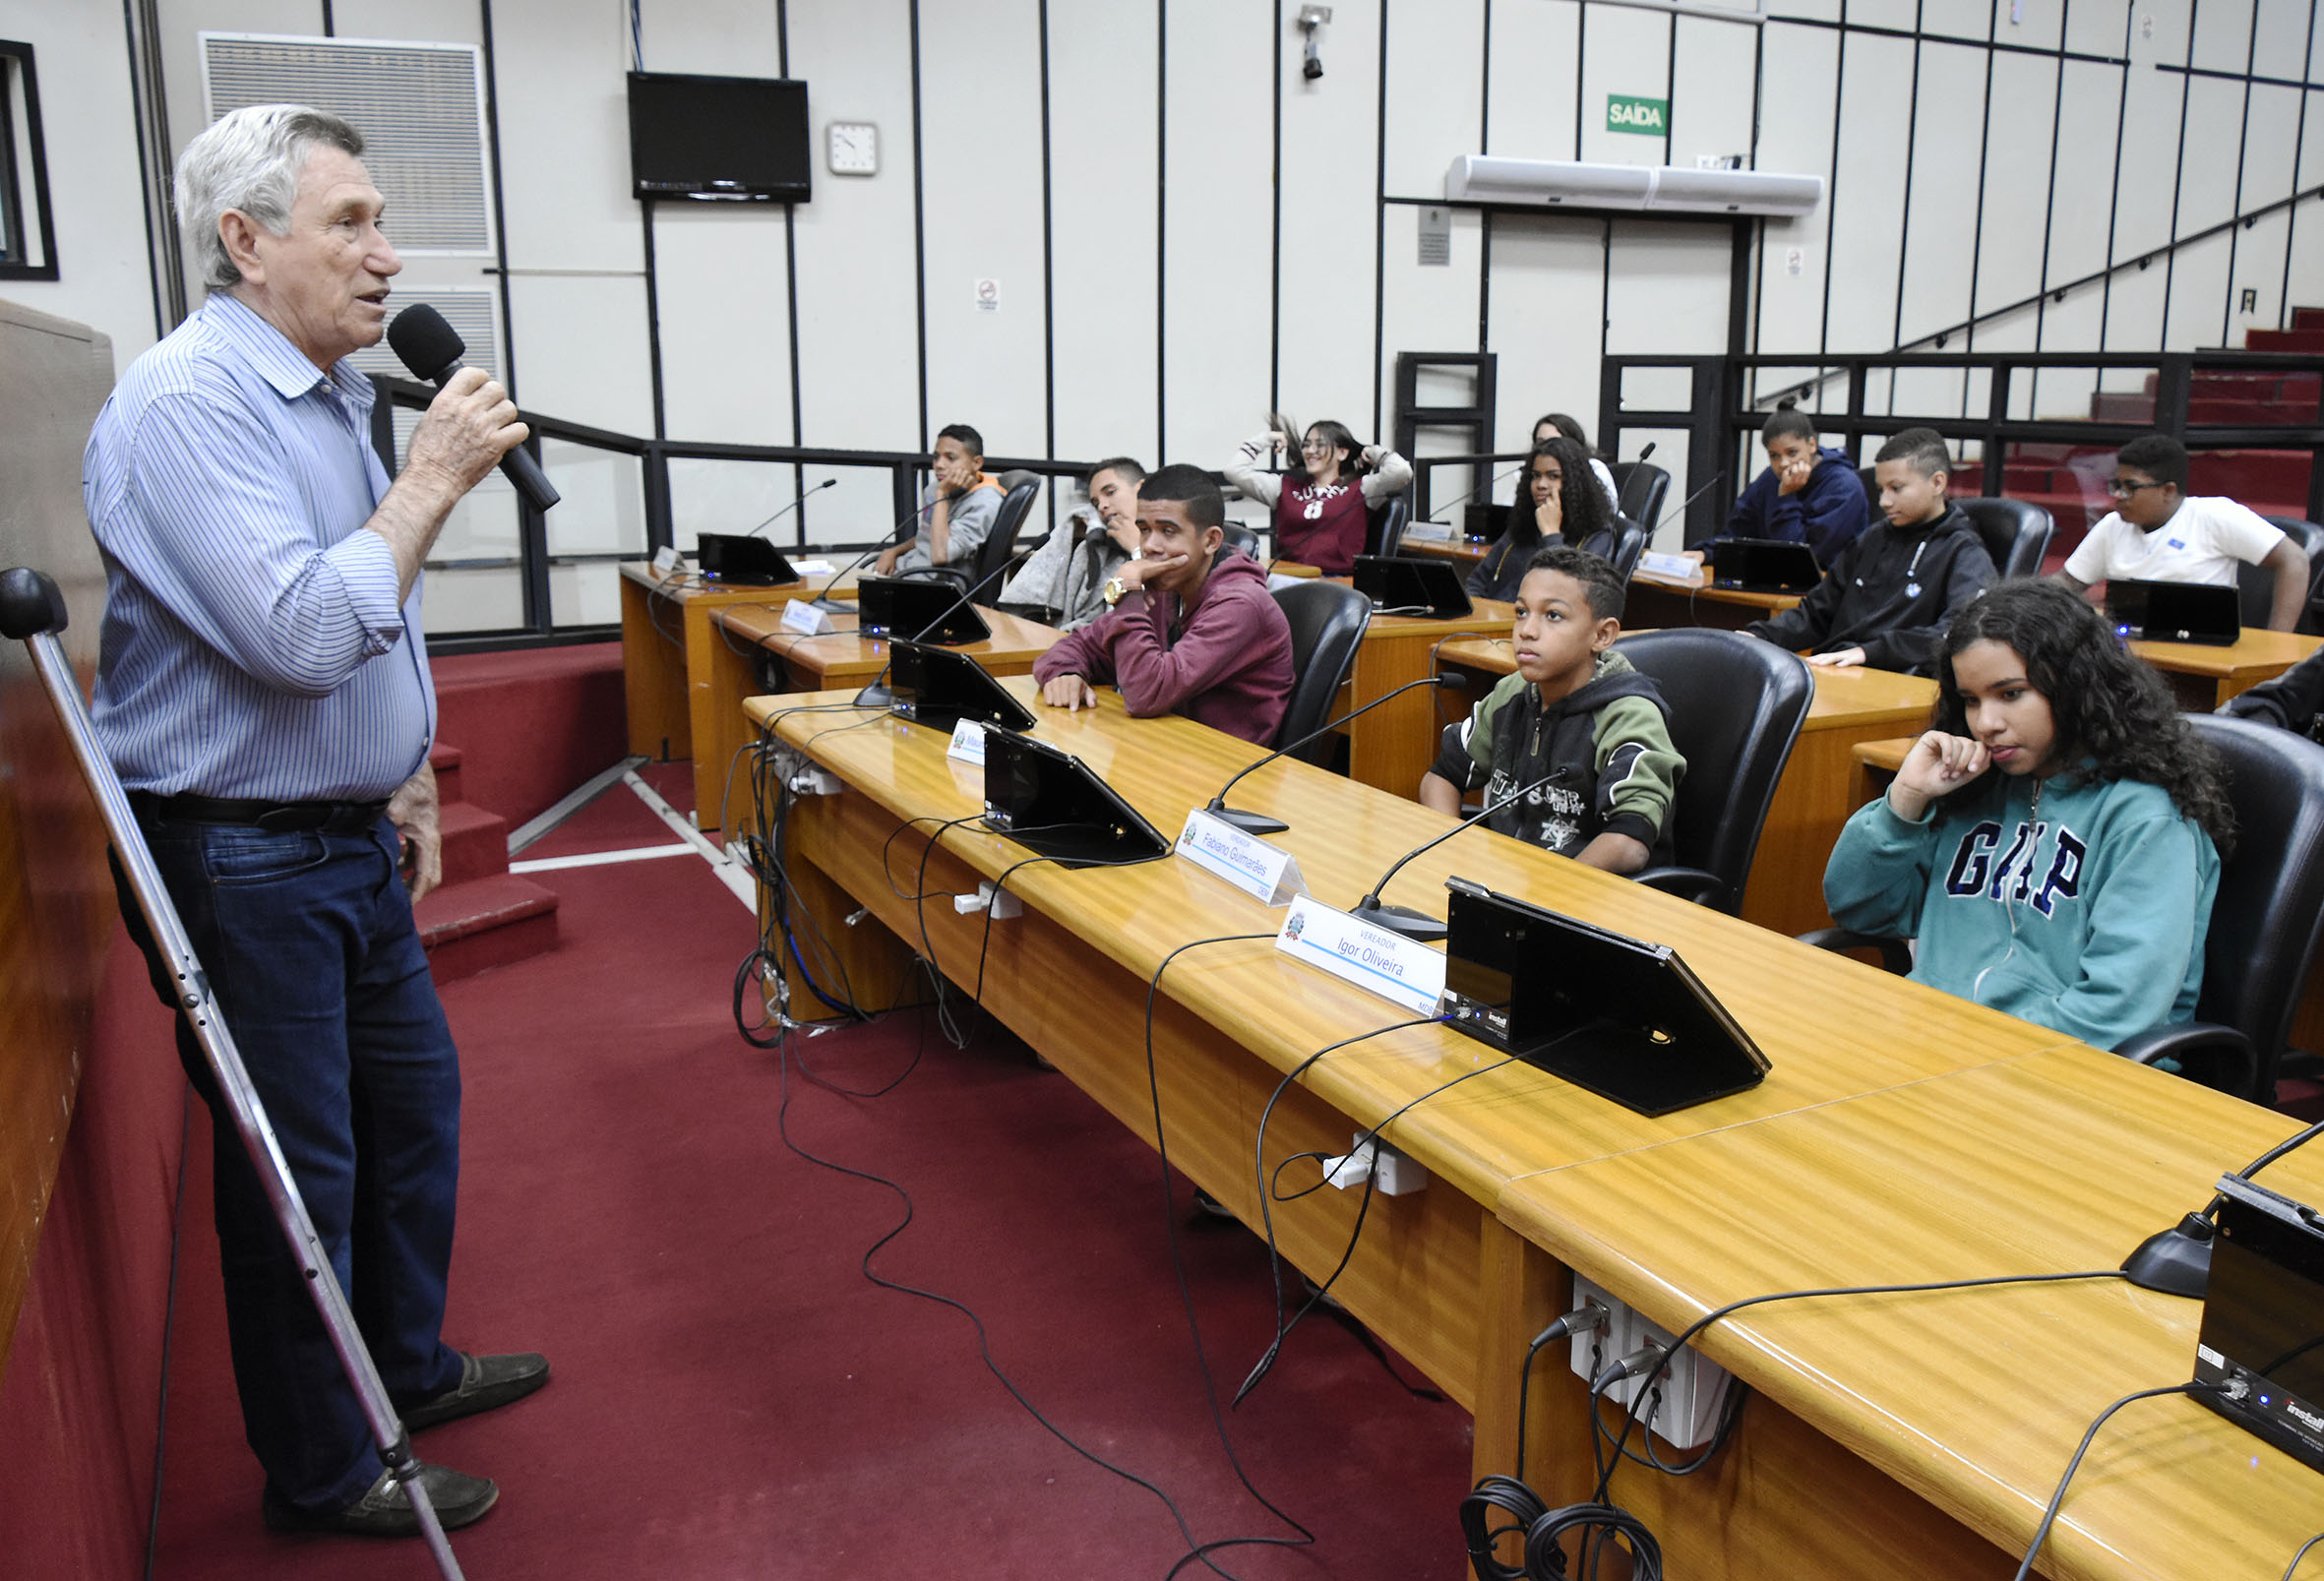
[1102,576,1129,608]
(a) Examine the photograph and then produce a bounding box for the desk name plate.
[946,718,989,766]
[1175,808,1308,906]
[1274,894,1446,1015]
[782,599,836,636]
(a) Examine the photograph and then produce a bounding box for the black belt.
[131,791,390,833]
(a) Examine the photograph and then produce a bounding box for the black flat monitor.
[1354,555,1475,619]
[1437,879,1769,1116]
[2192,1173,2324,1476]
[696,532,799,586]
[888,641,1036,733]
[1706,538,1822,593]
[627,72,811,204]
[2105,578,2241,645]
[981,730,1171,869]
[856,577,992,645]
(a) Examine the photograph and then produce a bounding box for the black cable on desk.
[2008,1381,2228,1581]
[2285,1531,2324,1581]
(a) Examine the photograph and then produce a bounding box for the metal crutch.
[0,567,467,1580]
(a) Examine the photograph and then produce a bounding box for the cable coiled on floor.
[1460,1474,1663,1581]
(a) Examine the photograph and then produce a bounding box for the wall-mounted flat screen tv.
[627,71,810,204]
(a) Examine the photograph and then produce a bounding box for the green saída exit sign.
[1607,94,1668,136]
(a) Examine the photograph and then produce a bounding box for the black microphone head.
[386,304,465,383]
[1636,441,1656,461]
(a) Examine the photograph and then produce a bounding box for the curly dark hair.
[1930,578,2234,853]
[1508,436,1613,549]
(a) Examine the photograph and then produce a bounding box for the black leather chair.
[2249,517,2324,633]
[1600,516,1649,583]
[1221,521,1263,562]
[921,474,1040,597]
[1955,497,2054,579]
[1611,629,1813,913]
[1607,460,1670,531]
[1366,494,1412,560]
[1804,714,2324,1100]
[1270,579,1371,766]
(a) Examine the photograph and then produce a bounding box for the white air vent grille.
[201,33,492,254]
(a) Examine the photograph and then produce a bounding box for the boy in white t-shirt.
[2055,433,2310,631]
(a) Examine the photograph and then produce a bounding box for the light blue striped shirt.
[85,293,434,801]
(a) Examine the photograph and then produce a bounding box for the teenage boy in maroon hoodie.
[1032,463,1295,745]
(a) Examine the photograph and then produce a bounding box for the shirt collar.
[201,292,378,414]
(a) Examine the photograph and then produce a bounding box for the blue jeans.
[119,814,464,1511]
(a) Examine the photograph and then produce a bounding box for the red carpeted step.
[435,799,511,888]
[416,874,559,982]
[2091,391,2156,422]
[2245,327,2324,353]
[2294,307,2324,331]
[429,741,463,806]
[430,642,625,825]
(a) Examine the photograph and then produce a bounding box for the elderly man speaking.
[85,104,545,1538]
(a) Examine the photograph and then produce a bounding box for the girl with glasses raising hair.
[1225,414,1411,576]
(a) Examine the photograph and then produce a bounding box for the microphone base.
[1208,805,1290,837]
[852,682,896,710]
[2120,1212,2215,1299]
[1348,901,1448,943]
[809,597,853,614]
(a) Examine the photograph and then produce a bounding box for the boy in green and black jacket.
[1420,546,1684,874]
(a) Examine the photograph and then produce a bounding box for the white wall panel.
[2063,0,2130,56]
[785,0,921,451]
[1668,16,1756,169]
[2232,211,2292,337]
[2190,0,2255,73]
[2002,0,2065,54]
[2110,49,2188,265]
[1920,0,1988,43]
[2174,78,2248,236]
[1377,205,1483,507]
[1046,0,1159,467]
[493,0,641,277]
[0,2,156,362]
[1895,42,1987,347]
[1823,32,1913,350]
[1383,0,1484,197]
[2135,0,2197,68]
[651,207,794,445]
[1768,0,1841,23]
[505,274,652,434]
[1487,215,1606,450]
[1750,23,1837,354]
[2240,85,2301,207]
[633,0,778,72]
[2027,291,2104,410]
[919,0,1047,463]
[2248,0,2308,76]
[1160,0,1273,468]
[2162,230,2233,348]
[1606,220,1730,354]
[1277,0,1383,432]
[1847,0,1915,31]
[2102,259,2169,351]
[1577,5,1671,166]
[1972,53,2058,325]
[1487,0,1580,159]
[334,0,481,44]
[2045,60,2122,289]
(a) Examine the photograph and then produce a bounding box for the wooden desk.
[1624,569,1803,633]
[2128,629,2323,709]
[1342,600,1515,795]
[695,604,1060,833]
[617,559,858,777]
[1402,535,1490,566]
[1491,1045,2323,1580]
[1434,638,1937,937]
[755,687,2083,1490]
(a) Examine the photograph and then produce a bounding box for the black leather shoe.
[262,1462,498,1537]
[401,1351,551,1432]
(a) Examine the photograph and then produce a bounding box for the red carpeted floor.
[151,777,1473,1579]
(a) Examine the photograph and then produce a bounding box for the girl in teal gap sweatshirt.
[1823,578,2234,1051]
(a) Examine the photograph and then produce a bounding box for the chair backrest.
[971,477,1043,590]
[1269,579,1371,765]
[1954,497,2054,579]
[1220,521,1263,562]
[1611,629,1814,913]
[2182,713,2324,1094]
[1602,516,1649,582]
[1367,494,1412,560]
[1607,460,1670,531]
[2254,517,2324,634]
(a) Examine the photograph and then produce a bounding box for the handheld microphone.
[746,477,838,539]
[1349,774,1563,941]
[851,552,1023,709]
[385,305,560,513]
[810,497,934,613]
[1203,675,1458,835]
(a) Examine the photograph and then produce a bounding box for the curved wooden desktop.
[738,685,2318,1578]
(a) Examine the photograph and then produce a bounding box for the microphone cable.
[2284,1530,2324,1580]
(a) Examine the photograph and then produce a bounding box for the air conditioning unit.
[1444,155,1822,217]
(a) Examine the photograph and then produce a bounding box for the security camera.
[1298,5,1330,81]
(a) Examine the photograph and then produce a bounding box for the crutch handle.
[0,567,68,639]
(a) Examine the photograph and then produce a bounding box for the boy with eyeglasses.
[2054,433,2308,631]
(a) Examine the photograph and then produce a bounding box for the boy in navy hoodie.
[1420,546,1684,874]
[1723,407,1870,563]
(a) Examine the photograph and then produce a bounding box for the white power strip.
[1319,1134,1430,1195]
[1567,1275,1734,1451]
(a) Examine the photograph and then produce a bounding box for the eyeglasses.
[2106,479,2170,499]
[1300,439,1334,455]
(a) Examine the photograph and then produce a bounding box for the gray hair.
[176,104,365,292]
